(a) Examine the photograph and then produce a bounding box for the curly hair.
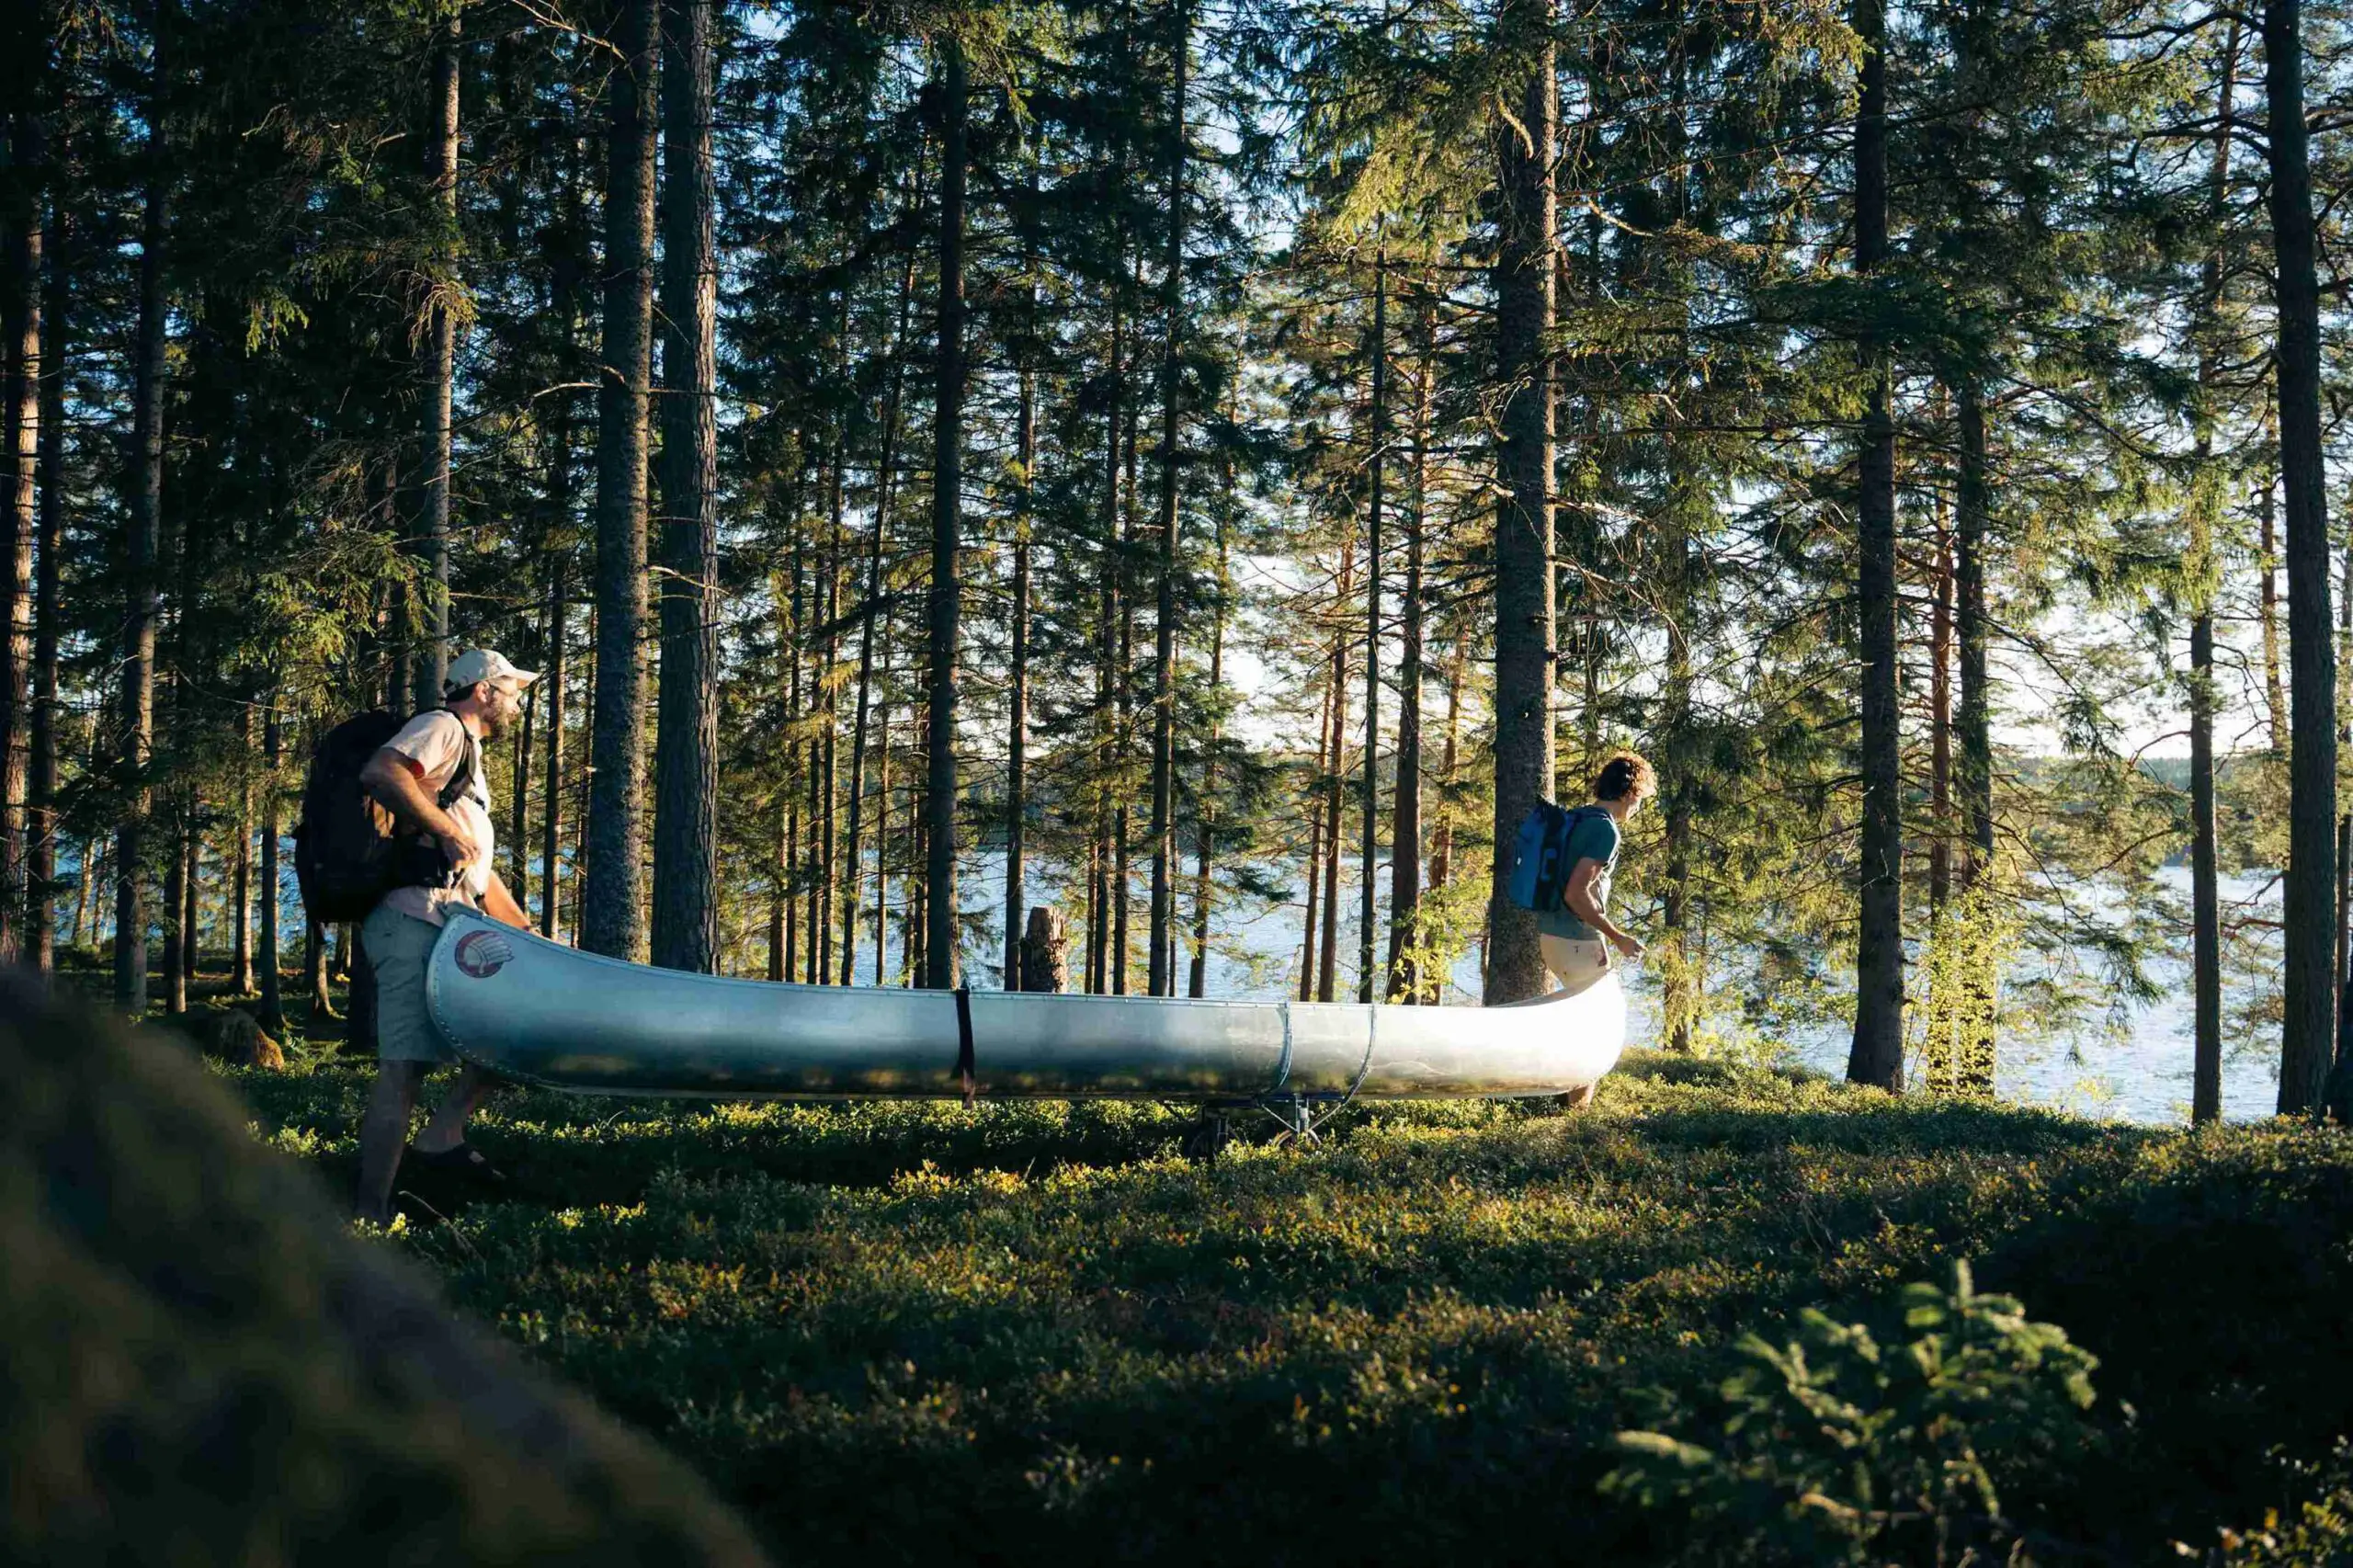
[1591,751,1656,803]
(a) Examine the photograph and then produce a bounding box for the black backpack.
[293,710,478,924]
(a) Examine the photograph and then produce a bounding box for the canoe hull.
[424,909,1625,1101]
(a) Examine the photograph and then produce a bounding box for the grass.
[219,1050,2353,1564]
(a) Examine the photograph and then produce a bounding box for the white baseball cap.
[446,648,540,691]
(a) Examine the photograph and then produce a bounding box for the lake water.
[804,855,2291,1130]
[146,840,2286,1129]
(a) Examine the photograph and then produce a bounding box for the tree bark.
[650,0,719,973]
[510,622,535,911]
[306,918,332,1019]
[1928,518,1954,920]
[584,0,657,962]
[414,0,460,708]
[1299,673,1329,1002]
[1188,520,1228,999]
[1846,0,1905,1092]
[258,693,283,1033]
[1019,905,1068,994]
[816,459,842,983]
[846,233,918,989]
[1004,369,1033,989]
[1320,542,1353,1003]
[873,696,891,985]
[1145,4,1188,997]
[1485,0,1557,1005]
[162,802,187,1015]
[1114,394,1138,994]
[1385,287,1429,1002]
[117,53,169,1016]
[233,704,253,994]
[27,125,62,974]
[2259,425,2287,755]
[2263,0,2339,1115]
[1358,245,1385,1006]
[922,39,966,991]
[540,544,567,939]
[2189,25,2237,1125]
[2,108,40,965]
[783,534,803,981]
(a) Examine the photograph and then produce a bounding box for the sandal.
[404,1141,511,1188]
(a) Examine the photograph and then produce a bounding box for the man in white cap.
[352,648,539,1223]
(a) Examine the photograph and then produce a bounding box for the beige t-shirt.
[378,710,494,926]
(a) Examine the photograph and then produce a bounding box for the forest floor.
[164,968,2353,1567]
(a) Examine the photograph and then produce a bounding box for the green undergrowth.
[226,1051,2353,1564]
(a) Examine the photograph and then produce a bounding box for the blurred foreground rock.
[0,968,770,1567]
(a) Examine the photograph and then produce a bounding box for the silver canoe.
[424,907,1626,1101]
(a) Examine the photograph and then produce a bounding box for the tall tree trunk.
[1846,0,1905,1092]
[1385,287,1429,1002]
[1485,0,1557,1005]
[2265,0,2343,1115]
[510,630,535,910]
[584,0,657,961]
[540,544,567,938]
[1430,631,1465,898]
[1114,396,1138,994]
[1145,5,1188,997]
[1660,521,1696,1053]
[922,39,966,991]
[306,919,331,1019]
[1956,388,1993,881]
[162,801,187,1015]
[816,461,842,983]
[2,109,41,965]
[72,834,97,951]
[233,703,253,993]
[783,540,803,981]
[414,0,460,707]
[2259,421,2288,755]
[908,717,926,986]
[874,696,891,985]
[117,54,169,1016]
[1320,542,1353,1003]
[182,824,199,994]
[1928,518,1954,919]
[27,130,63,975]
[846,234,918,989]
[1004,366,1034,989]
[1189,519,1228,999]
[1358,245,1386,1006]
[1299,673,1329,1002]
[2189,26,2238,1124]
[258,693,283,1032]
[651,0,719,972]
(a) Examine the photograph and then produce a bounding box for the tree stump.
[1018,905,1068,994]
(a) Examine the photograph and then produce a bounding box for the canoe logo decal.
[453,930,514,980]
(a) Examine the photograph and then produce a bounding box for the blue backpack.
[1504,801,1599,914]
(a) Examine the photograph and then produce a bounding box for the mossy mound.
[0,969,768,1566]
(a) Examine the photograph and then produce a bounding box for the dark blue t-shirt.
[1535,808,1620,941]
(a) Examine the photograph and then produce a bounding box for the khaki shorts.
[361,904,452,1063]
[1540,934,1612,999]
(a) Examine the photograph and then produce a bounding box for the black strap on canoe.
[955,983,976,1108]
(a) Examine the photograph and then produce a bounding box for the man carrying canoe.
[351,648,539,1224]
[1540,752,1654,1104]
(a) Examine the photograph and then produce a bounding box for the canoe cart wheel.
[1181,1115,1232,1166]
[1258,1094,1325,1152]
